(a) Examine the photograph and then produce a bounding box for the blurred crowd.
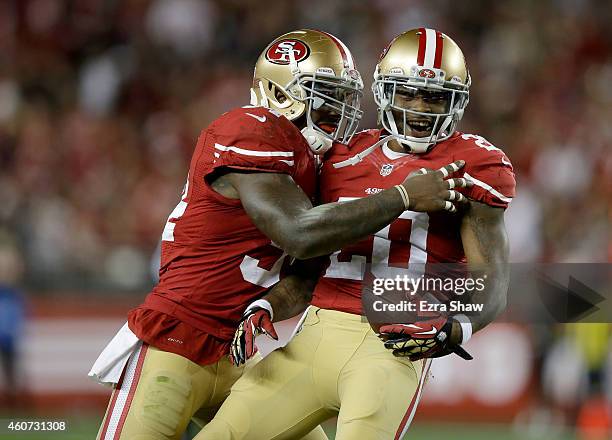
[0,1,611,435]
[0,0,610,290]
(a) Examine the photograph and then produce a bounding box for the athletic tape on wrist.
[394,185,410,210]
[454,314,473,344]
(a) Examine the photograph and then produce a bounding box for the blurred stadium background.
[0,0,610,438]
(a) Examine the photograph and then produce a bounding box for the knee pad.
[137,370,192,438]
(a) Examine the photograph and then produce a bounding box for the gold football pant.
[197,307,431,440]
[96,344,328,440]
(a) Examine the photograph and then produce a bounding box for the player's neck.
[387,138,410,154]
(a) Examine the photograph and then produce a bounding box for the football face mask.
[291,73,363,146]
[374,77,468,150]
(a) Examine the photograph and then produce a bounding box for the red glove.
[230,300,278,366]
[378,313,472,361]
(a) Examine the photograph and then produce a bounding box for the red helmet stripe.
[433,31,444,68]
[416,28,427,66]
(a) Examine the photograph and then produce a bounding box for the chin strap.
[257,81,269,108]
[385,108,431,154]
[301,126,333,155]
[332,134,396,168]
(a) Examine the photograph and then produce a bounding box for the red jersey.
[311,129,516,315]
[128,106,316,365]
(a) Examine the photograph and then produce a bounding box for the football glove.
[230,300,278,366]
[378,314,472,361]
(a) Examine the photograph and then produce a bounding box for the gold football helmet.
[373,28,470,153]
[251,29,363,154]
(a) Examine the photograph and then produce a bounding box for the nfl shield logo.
[380,163,394,176]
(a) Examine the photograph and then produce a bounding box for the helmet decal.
[418,68,436,78]
[265,39,310,65]
[416,28,445,68]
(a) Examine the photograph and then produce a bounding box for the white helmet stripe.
[423,28,437,68]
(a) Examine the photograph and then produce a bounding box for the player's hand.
[401,160,472,213]
[230,301,278,366]
[378,313,472,361]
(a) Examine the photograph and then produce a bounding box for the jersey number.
[325,197,430,281]
[162,176,189,242]
[240,243,288,288]
[161,174,288,288]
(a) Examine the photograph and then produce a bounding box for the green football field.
[0,415,577,440]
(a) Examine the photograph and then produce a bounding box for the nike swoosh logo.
[501,157,512,166]
[246,113,266,123]
[415,326,437,336]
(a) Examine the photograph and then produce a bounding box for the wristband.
[394,185,410,210]
[453,314,473,344]
[245,299,274,321]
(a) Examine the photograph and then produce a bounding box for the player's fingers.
[378,324,411,335]
[445,190,466,203]
[245,321,256,358]
[244,334,254,360]
[435,160,465,178]
[445,177,470,189]
[384,340,398,350]
[442,201,456,213]
[261,318,279,340]
[407,167,431,177]
[230,327,240,353]
[384,337,412,351]
[230,332,242,365]
[378,325,397,335]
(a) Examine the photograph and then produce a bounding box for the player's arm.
[265,258,323,322]
[378,201,510,361]
[458,200,510,333]
[217,161,470,260]
[230,258,322,365]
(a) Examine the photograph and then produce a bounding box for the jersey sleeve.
[209,107,296,175]
[459,134,516,208]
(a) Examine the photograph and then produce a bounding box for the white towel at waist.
[88,322,141,387]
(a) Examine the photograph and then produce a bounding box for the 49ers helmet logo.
[418,68,436,78]
[266,39,310,65]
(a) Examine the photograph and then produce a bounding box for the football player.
[92,29,470,440]
[198,28,516,439]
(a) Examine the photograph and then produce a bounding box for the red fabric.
[128,309,228,365]
[128,106,316,365]
[312,129,516,315]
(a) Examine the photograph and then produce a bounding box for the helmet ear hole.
[274,88,287,104]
